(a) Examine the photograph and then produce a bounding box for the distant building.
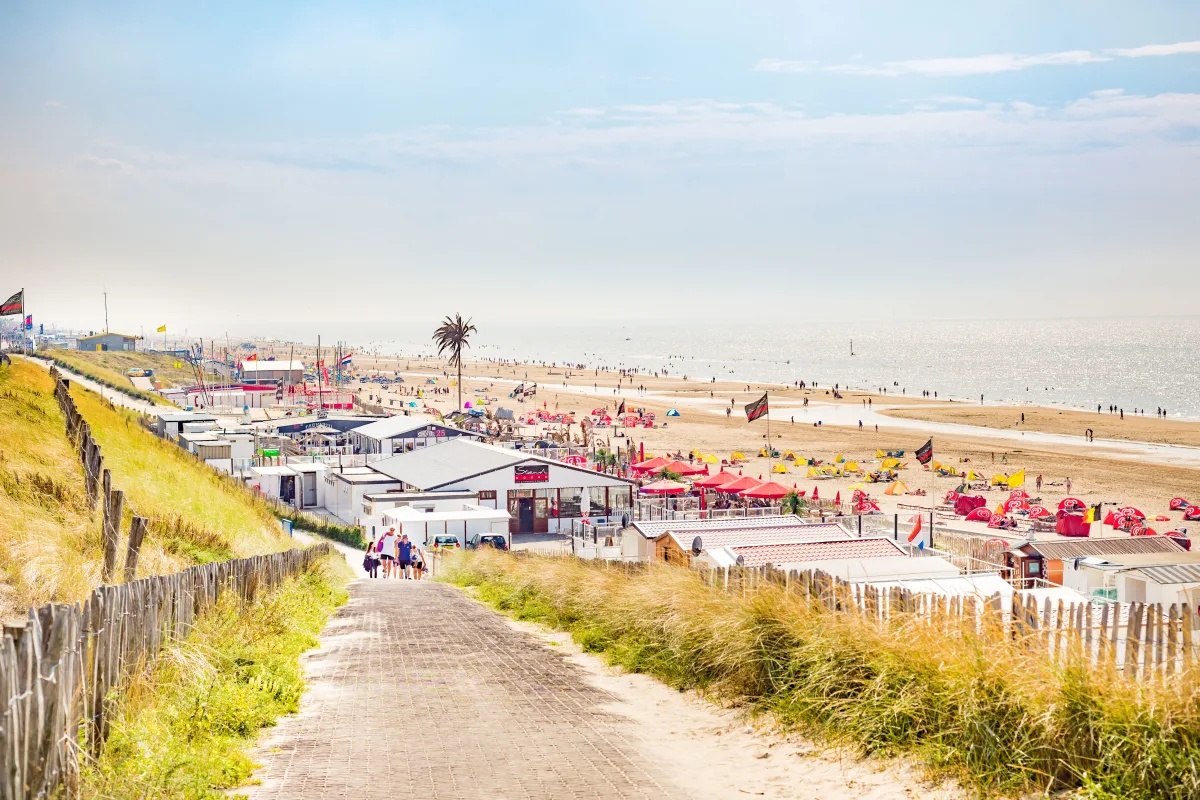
[240,359,305,385]
[76,332,140,351]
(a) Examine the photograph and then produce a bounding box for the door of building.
[518,498,535,532]
[534,497,549,533]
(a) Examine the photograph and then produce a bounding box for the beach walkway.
[243,579,686,800]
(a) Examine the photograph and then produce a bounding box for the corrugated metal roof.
[668,524,851,553]
[350,416,474,442]
[1132,564,1200,585]
[730,537,904,567]
[369,439,634,490]
[1020,537,1186,560]
[633,515,822,540]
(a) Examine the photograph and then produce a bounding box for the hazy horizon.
[3,2,1200,333]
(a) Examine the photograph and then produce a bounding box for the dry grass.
[0,359,289,618]
[48,348,198,389]
[445,550,1200,799]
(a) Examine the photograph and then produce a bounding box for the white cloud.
[762,39,1200,79]
[44,100,63,109]
[925,96,984,106]
[1107,41,1200,58]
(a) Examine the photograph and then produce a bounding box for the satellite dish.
[735,555,746,567]
[691,536,703,556]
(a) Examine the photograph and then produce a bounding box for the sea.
[290,316,1199,420]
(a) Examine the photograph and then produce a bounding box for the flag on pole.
[156,324,167,332]
[1007,468,1025,488]
[1085,505,1098,524]
[617,399,626,416]
[245,353,258,361]
[744,393,769,422]
[907,513,923,543]
[340,353,353,366]
[0,290,21,316]
[915,438,933,465]
[24,315,32,331]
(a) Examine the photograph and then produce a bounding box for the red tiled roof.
[730,537,904,567]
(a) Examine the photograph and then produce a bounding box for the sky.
[1,1,1199,336]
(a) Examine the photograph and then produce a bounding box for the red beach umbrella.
[663,459,706,476]
[633,456,669,473]
[741,480,791,499]
[722,476,764,494]
[965,507,993,522]
[1027,505,1052,519]
[693,470,737,489]
[639,480,689,495]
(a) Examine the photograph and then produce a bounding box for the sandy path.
[504,617,962,800]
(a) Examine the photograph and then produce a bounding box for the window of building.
[559,487,582,518]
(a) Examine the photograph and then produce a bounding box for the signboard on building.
[514,464,550,483]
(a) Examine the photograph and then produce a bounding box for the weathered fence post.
[101,471,123,584]
[123,517,149,583]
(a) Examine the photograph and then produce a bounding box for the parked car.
[467,534,509,551]
[430,534,462,550]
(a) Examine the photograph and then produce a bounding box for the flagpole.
[20,288,25,357]
[928,435,935,549]
[766,390,773,475]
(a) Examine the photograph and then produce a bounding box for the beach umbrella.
[591,407,606,416]
[965,507,993,522]
[633,456,669,472]
[663,459,706,476]
[741,480,791,499]
[944,490,959,503]
[1004,497,1030,513]
[1170,497,1190,511]
[1027,505,1052,519]
[1058,498,1086,512]
[693,471,737,489]
[1118,506,1146,519]
[722,476,764,494]
[639,480,689,495]
[834,490,841,505]
[1009,489,1030,500]
[812,486,819,501]
[854,499,881,514]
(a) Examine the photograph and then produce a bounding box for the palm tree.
[432,314,477,412]
[781,490,807,515]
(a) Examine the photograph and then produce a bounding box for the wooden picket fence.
[0,366,336,799]
[50,367,147,583]
[0,543,333,800]
[695,563,1200,680]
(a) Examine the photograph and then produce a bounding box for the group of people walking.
[364,527,425,580]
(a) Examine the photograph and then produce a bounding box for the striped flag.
[915,438,933,465]
[744,393,769,422]
[0,290,21,316]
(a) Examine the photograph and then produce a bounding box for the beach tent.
[1009,489,1030,500]
[783,450,797,461]
[843,461,861,472]
[730,451,746,462]
[772,463,789,474]
[1007,469,1026,488]
[884,481,909,496]
[591,407,607,416]
[1058,498,1086,512]
[1186,507,1200,521]
[965,507,993,522]
[1005,497,1030,513]
[1117,506,1146,519]
[1027,505,1052,519]
[639,480,689,495]
[700,453,719,464]
[1170,497,1190,510]
[834,454,845,463]
[955,495,987,516]
[666,409,681,417]
[882,457,903,469]
[966,470,984,481]
[990,474,1008,486]
[876,449,886,458]
[987,514,1007,529]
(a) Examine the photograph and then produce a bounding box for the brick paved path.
[246,580,687,800]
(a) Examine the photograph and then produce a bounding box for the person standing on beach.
[1065,477,1072,493]
[1036,474,1043,492]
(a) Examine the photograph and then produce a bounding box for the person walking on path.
[411,545,425,580]
[397,533,414,579]
[363,538,380,579]
[378,527,398,578]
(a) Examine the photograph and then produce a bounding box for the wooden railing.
[695,563,1200,679]
[0,543,332,800]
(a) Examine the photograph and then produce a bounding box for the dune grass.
[0,359,101,616]
[40,350,176,405]
[71,383,289,560]
[80,556,349,800]
[443,550,1200,799]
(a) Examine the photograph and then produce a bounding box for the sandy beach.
[269,349,1200,532]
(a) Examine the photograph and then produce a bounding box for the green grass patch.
[71,385,289,558]
[442,550,1200,799]
[82,556,349,800]
[270,506,366,549]
[40,350,174,405]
